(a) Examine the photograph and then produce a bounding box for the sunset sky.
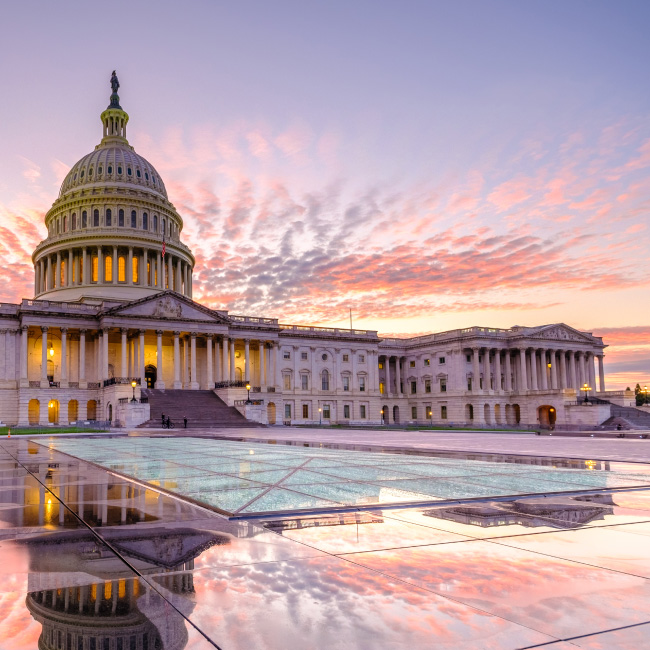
[0,1,648,388]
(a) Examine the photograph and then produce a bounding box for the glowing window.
[72,259,75,283]
[60,260,66,285]
[132,256,139,283]
[118,256,126,282]
[92,256,98,282]
[105,255,113,282]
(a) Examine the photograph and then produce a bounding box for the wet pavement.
[0,434,649,649]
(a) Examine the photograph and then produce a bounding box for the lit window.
[92,256,98,282]
[132,256,139,283]
[379,381,385,394]
[343,376,350,391]
[360,405,366,419]
[409,360,415,368]
[302,404,309,419]
[118,256,126,282]
[359,376,366,392]
[105,255,113,282]
[426,406,432,418]
[284,403,291,419]
[342,354,349,362]
[424,358,430,366]
[60,260,66,285]
[301,374,308,390]
[344,404,350,418]
[378,362,383,369]
[441,405,448,419]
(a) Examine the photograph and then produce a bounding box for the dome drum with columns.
[32,73,194,303]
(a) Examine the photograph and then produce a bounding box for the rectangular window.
[359,376,366,392]
[343,376,350,391]
[424,358,430,366]
[284,403,292,419]
[378,361,384,369]
[439,356,446,364]
[301,374,308,390]
[302,404,309,419]
[131,210,137,228]
[379,381,385,394]
[118,209,125,227]
[468,378,472,391]
[440,379,447,392]
[342,354,349,362]
[410,380,417,394]
[143,212,149,230]
[106,209,112,227]
[359,354,365,363]
[360,405,366,418]
[411,406,417,419]
[466,354,471,363]
[409,360,416,368]
[60,260,66,286]
[301,352,308,360]
[284,375,291,390]
[344,404,350,418]
[283,351,291,359]
[132,256,139,283]
[323,405,330,419]
[105,256,113,282]
[426,405,432,418]
[118,256,126,282]
[92,257,98,282]
[425,379,431,393]
[72,258,76,283]
[441,405,448,419]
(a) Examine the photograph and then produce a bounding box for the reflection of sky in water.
[48,437,650,515]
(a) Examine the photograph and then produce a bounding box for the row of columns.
[34,246,193,297]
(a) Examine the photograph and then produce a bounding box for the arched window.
[88,168,93,178]
[127,167,132,176]
[117,166,123,175]
[60,260,66,286]
[136,169,141,178]
[71,213,76,230]
[132,256,139,283]
[107,165,113,174]
[62,216,67,232]
[82,211,87,228]
[105,255,113,282]
[131,210,137,228]
[145,172,149,180]
[118,209,124,227]
[106,209,112,227]
[118,256,126,282]
[162,218,166,234]
[169,221,172,236]
[153,215,158,232]
[56,220,60,234]
[92,256,98,282]
[93,209,99,227]
[142,212,148,230]
[322,370,330,391]
[98,166,103,175]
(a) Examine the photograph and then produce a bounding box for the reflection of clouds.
[184,556,550,649]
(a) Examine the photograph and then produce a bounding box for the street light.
[245,382,251,404]
[380,408,384,425]
[318,407,322,425]
[131,380,137,402]
[580,382,592,403]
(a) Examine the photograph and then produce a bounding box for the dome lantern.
[100,71,129,143]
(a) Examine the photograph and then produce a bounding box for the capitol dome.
[32,72,195,303]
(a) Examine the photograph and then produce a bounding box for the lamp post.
[131,380,137,402]
[580,382,592,403]
[318,407,322,425]
[245,382,251,404]
[380,408,384,425]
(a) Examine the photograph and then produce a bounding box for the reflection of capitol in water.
[424,494,615,530]
[0,446,228,650]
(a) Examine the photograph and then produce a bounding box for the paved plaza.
[1,428,649,649]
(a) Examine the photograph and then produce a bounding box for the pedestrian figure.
[161,412,165,427]
[184,416,188,428]
[166,416,171,429]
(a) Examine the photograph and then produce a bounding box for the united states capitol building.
[0,74,625,430]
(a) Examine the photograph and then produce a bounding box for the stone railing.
[234,399,264,406]
[87,382,101,389]
[103,377,141,387]
[21,299,100,314]
[280,324,377,338]
[215,380,248,389]
[230,315,279,326]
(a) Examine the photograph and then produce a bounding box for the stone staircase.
[138,389,263,429]
[601,403,650,430]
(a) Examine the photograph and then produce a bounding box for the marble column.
[120,329,127,378]
[157,251,162,288]
[385,356,391,395]
[206,335,213,388]
[494,349,502,393]
[68,250,73,286]
[569,351,577,390]
[175,260,182,293]
[274,343,281,388]
[190,333,198,389]
[504,352,512,391]
[127,247,133,285]
[173,332,181,389]
[550,351,558,389]
[214,336,221,382]
[102,329,109,382]
[60,328,68,387]
[559,352,567,389]
[183,336,189,387]
[155,330,164,389]
[472,347,481,393]
[597,355,606,392]
[519,348,528,391]
[112,245,118,284]
[588,353,597,393]
[540,349,548,390]
[259,342,266,387]
[229,338,235,381]
[82,248,87,285]
[579,352,587,389]
[483,349,491,391]
[244,339,250,381]
[142,250,148,287]
[139,330,146,387]
[530,351,538,390]
[222,338,229,384]
[40,327,49,387]
[395,356,401,394]
[56,252,61,288]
